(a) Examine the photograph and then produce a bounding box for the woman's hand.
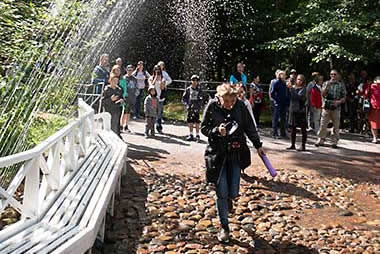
[257,147,265,157]
[218,124,227,136]
[111,95,119,102]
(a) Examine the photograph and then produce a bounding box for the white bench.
[0,100,127,254]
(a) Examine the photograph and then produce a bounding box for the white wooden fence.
[0,99,96,221]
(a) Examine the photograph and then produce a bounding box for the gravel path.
[104,120,380,254]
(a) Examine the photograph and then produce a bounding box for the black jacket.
[201,98,262,183]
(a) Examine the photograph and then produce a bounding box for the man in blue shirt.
[230,62,247,86]
[270,70,290,138]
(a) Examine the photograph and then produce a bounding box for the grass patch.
[163,103,186,122]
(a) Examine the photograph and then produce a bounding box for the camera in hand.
[223,114,241,151]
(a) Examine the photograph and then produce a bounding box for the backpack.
[310,85,322,108]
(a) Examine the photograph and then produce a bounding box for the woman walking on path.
[201,83,265,243]
[103,75,124,136]
[366,76,380,143]
[287,74,308,151]
[133,61,151,119]
[148,65,166,133]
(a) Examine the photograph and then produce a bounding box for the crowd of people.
[92,55,380,147]
[229,63,380,148]
[91,55,379,244]
[91,54,172,137]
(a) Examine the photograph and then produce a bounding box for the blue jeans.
[216,160,241,226]
[156,101,164,131]
[135,89,144,117]
[272,105,287,136]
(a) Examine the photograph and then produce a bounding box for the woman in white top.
[133,61,151,119]
[158,61,172,86]
[149,65,166,133]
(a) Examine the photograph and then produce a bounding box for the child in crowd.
[183,75,204,142]
[144,85,159,138]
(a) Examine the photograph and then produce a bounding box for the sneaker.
[186,134,195,141]
[144,133,149,139]
[372,139,378,144]
[217,226,230,243]
[196,135,201,142]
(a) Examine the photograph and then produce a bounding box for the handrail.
[0,99,102,219]
[0,111,92,168]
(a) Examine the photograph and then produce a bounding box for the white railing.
[0,99,98,220]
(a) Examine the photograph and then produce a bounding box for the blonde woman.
[201,83,265,243]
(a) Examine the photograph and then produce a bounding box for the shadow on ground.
[105,163,148,253]
[127,143,170,161]
[242,174,323,201]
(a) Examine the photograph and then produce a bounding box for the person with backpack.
[133,61,151,119]
[309,75,323,134]
[183,75,204,142]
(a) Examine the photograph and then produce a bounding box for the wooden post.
[22,158,40,219]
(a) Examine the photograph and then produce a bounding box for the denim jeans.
[156,101,164,131]
[135,89,144,117]
[272,105,287,136]
[216,160,241,227]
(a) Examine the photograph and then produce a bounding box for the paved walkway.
[105,120,380,254]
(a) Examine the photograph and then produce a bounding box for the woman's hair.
[216,83,239,97]
[137,61,145,71]
[111,65,121,77]
[297,74,306,86]
[152,65,162,78]
[108,73,119,84]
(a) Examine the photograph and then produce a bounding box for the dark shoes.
[196,135,201,142]
[186,134,195,141]
[332,144,338,149]
[217,225,230,243]
[286,145,296,150]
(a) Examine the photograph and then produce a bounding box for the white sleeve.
[164,71,172,86]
